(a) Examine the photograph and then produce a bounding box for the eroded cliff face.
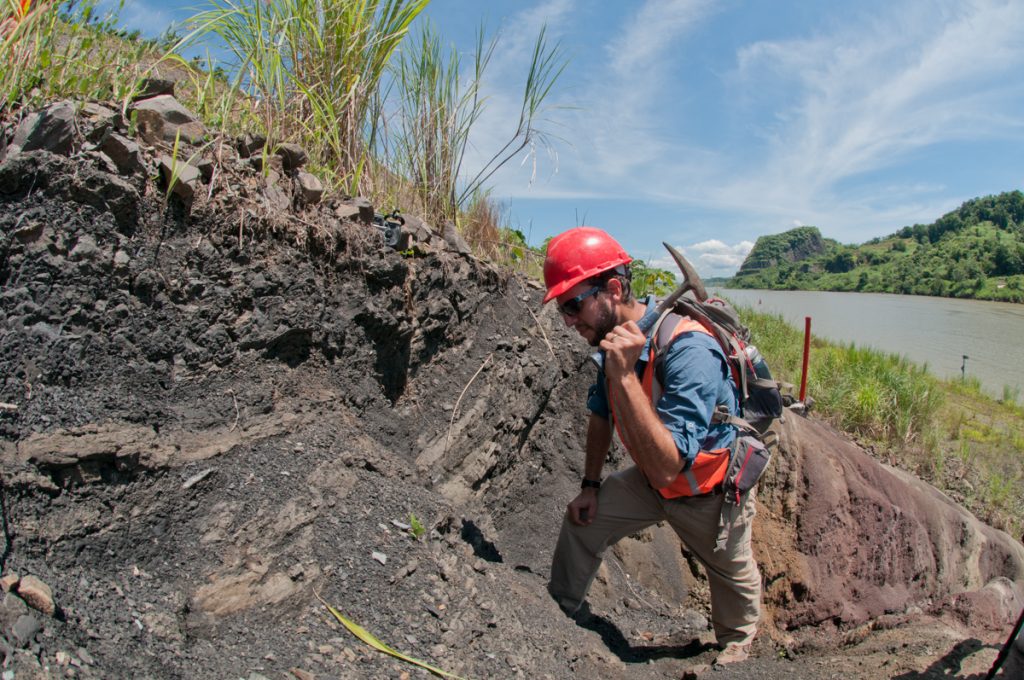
[0,101,1021,679]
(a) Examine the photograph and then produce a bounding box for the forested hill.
[726,191,1024,302]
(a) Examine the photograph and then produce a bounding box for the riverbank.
[740,303,1024,540]
[717,288,1024,400]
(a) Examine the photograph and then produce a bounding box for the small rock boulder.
[100,133,145,176]
[295,171,323,206]
[237,133,267,159]
[275,143,308,171]
[80,102,121,142]
[6,101,76,158]
[158,155,202,204]
[354,197,374,224]
[132,95,205,146]
[442,222,472,255]
[249,153,284,174]
[11,614,41,647]
[0,591,28,630]
[334,204,361,221]
[16,575,55,617]
[134,77,176,101]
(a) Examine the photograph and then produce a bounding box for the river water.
[713,288,1024,398]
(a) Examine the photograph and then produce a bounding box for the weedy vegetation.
[408,513,426,540]
[742,305,1024,539]
[1,0,567,271]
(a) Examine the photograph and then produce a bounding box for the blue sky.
[105,0,1024,277]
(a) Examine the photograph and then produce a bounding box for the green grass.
[741,305,1024,538]
[1,0,163,109]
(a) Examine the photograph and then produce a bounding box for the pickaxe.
[590,242,708,369]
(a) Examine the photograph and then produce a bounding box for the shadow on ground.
[576,611,714,663]
[891,638,998,679]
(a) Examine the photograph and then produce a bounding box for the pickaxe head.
[662,242,707,302]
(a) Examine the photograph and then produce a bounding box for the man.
[543,226,761,667]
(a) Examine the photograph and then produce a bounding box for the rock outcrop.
[1,99,1022,679]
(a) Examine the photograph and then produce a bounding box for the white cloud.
[427,1,1024,249]
[606,0,716,77]
[719,0,1024,237]
[649,239,755,278]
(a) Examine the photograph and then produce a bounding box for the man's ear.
[605,276,623,303]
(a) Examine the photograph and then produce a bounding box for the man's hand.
[600,320,646,381]
[567,488,598,526]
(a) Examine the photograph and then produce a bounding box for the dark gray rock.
[442,222,472,255]
[275,143,308,171]
[134,77,176,100]
[354,197,374,224]
[249,153,284,174]
[69,234,100,262]
[11,614,41,647]
[7,101,76,158]
[401,214,437,253]
[334,204,360,221]
[264,181,291,212]
[80,102,121,142]
[295,171,323,206]
[237,133,266,159]
[195,157,215,183]
[0,592,29,633]
[100,133,145,175]
[158,155,202,204]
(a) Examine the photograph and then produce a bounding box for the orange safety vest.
[607,314,732,499]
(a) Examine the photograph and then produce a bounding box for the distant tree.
[994,243,1024,276]
[629,260,676,297]
[825,250,856,273]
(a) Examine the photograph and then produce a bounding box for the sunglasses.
[557,285,602,317]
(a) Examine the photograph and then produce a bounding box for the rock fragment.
[7,101,76,158]
[80,102,120,142]
[296,171,323,206]
[11,614,41,647]
[134,77,176,100]
[276,143,308,171]
[100,133,145,175]
[132,95,205,145]
[237,133,266,158]
[158,155,202,204]
[182,468,215,489]
[354,197,374,224]
[442,222,472,255]
[17,575,55,616]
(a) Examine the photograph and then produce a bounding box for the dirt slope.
[0,102,1022,679]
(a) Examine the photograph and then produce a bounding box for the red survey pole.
[799,316,811,402]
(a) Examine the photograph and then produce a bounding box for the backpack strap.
[711,405,778,449]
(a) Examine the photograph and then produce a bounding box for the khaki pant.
[548,465,761,646]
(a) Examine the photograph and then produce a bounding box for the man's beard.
[587,301,618,347]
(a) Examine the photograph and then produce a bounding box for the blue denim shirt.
[587,295,738,466]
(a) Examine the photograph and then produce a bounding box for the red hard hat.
[542,227,632,303]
